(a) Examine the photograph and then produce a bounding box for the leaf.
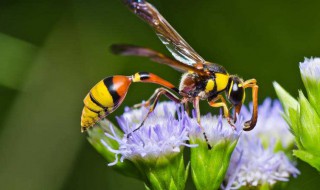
[293,150,320,172]
[184,161,190,183]
[298,91,320,151]
[273,82,299,116]
[149,172,163,190]
[169,178,178,190]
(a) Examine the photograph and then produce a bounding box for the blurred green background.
[0,0,319,189]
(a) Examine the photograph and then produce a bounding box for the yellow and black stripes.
[81,76,131,131]
[132,72,179,93]
[81,72,178,131]
[132,71,150,82]
[103,77,122,105]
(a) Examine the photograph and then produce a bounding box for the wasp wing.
[124,0,206,66]
[111,44,207,76]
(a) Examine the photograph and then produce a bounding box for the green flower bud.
[187,114,241,190]
[299,58,320,115]
[274,57,320,172]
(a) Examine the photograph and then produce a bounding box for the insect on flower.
[80,0,259,137]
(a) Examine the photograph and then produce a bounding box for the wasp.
[81,0,259,137]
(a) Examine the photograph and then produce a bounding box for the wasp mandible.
[81,0,259,136]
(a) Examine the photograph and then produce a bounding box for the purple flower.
[187,110,243,190]
[100,102,197,166]
[187,112,242,145]
[224,99,299,189]
[241,98,294,149]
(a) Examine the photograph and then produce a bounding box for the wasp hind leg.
[128,87,182,137]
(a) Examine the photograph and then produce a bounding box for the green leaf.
[144,184,151,190]
[134,151,187,190]
[184,162,190,183]
[149,172,163,190]
[300,71,320,116]
[273,82,299,117]
[293,150,320,172]
[298,91,320,152]
[287,108,303,149]
[169,178,178,190]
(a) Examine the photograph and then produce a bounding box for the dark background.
[0,0,319,189]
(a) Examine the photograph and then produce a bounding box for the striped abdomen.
[81,76,131,131]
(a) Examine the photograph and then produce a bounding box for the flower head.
[89,101,196,190]
[298,57,320,116]
[299,57,320,82]
[120,101,177,125]
[188,112,242,144]
[224,99,299,189]
[241,98,294,149]
[188,112,242,190]
[101,102,195,165]
[226,138,299,189]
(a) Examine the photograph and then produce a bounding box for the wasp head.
[227,76,245,106]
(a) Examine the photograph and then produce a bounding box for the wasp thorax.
[179,73,197,96]
[227,76,245,106]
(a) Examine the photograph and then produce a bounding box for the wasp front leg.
[243,79,259,131]
[208,95,235,129]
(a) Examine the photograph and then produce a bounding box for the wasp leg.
[243,79,259,131]
[193,96,212,149]
[233,103,242,123]
[184,101,190,115]
[131,86,168,109]
[131,85,180,110]
[129,71,179,110]
[128,87,182,137]
[208,95,235,130]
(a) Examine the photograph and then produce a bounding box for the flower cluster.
[274,57,320,172]
[224,99,299,189]
[87,99,300,190]
[104,102,196,165]
[88,102,194,190]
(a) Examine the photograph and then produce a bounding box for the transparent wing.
[124,0,206,66]
[111,44,207,75]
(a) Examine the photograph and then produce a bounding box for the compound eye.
[230,83,244,105]
[233,83,239,92]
